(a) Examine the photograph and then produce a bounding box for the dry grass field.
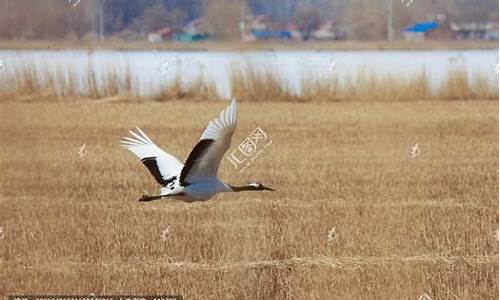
[0,99,498,299]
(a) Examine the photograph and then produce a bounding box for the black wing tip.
[179,139,215,186]
[141,156,156,162]
[141,157,169,186]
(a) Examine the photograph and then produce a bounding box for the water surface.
[0,49,497,98]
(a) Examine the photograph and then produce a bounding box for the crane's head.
[248,182,275,191]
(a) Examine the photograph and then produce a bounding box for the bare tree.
[0,0,497,41]
[202,0,246,39]
[294,6,321,40]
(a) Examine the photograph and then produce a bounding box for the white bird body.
[162,180,231,201]
[120,99,273,202]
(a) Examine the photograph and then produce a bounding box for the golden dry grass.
[0,63,497,103]
[0,100,498,299]
[302,67,498,102]
[230,63,295,102]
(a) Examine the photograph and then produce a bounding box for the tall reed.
[0,61,497,102]
[153,73,219,102]
[230,62,298,102]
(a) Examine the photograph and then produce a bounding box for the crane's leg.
[138,194,168,201]
[138,192,186,202]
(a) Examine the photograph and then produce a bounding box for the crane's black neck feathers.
[229,184,260,192]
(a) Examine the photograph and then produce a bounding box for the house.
[240,15,293,41]
[250,29,292,40]
[403,22,438,41]
[450,22,499,40]
[403,14,457,40]
[174,32,210,42]
[285,22,303,40]
[184,19,204,35]
[311,20,339,40]
[174,19,210,43]
[148,27,173,42]
[148,32,162,43]
[250,15,272,31]
[404,14,497,40]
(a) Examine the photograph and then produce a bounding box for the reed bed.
[230,62,297,102]
[152,73,219,102]
[0,61,497,102]
[0,62,136,102]
[301,67,498,102]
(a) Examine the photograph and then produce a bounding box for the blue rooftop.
[404,22,439,33]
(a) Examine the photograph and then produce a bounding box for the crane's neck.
[228,184,259,192]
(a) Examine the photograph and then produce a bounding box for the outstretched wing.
[120,127,184,186]
[180,98,237,185]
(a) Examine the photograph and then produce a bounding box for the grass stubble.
[0,95,498,298]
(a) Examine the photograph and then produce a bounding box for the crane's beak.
[263,186,275,191]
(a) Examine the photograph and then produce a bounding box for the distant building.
[311,19,342,41]
[147,19,212,43]
[240,15,345,41]
[403,15,456,40]
[148,27,173,43]
[174,19,209,42]
[240,15,294,41]
[184,19,204,35]
[450,22,499,40]
[148,33,162,43]
[285,22,302,40]
[250,29,292,40]
[403,22,438,40]
[404,15,498,41]
[174,32,210,42]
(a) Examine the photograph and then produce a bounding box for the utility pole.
[387,0,394,41]
[98,1,104,41]
[239,1,246,41]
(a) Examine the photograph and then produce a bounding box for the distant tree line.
[0,0,497,40]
